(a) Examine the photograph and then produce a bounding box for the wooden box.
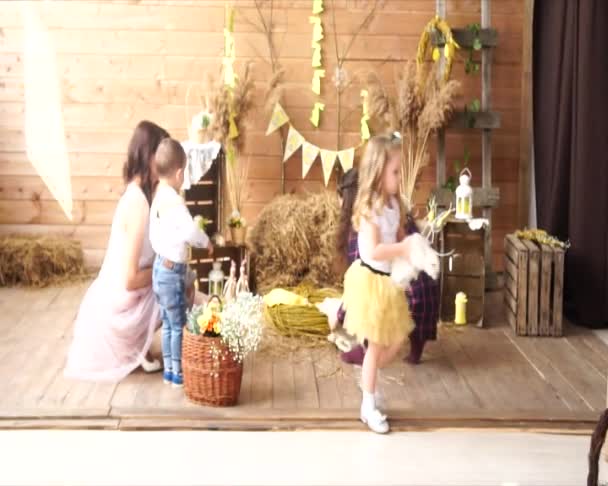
[503,234,564,336]
[439,220,486,327]
[190,246,255,296]
[183,149,256,294]
[184,151,223,237]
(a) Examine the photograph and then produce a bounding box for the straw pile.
[0,234,86,287]
[264,285,340,337]
[260,285,341,356]
[247,190,341,292]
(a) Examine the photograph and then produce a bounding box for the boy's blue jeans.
[152,256,187,376]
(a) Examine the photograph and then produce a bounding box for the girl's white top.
[357,197,400,274]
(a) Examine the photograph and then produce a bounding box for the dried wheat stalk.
[367,61,460,205]
[208,62,256,218]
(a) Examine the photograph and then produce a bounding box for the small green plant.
[463,24,482,128]
[465,99,481,128]
[444,147,470,192]
[464,23,482,74]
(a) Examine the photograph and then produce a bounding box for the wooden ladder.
[433,0,500,290]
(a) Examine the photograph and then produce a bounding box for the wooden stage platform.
[0,282,605,432]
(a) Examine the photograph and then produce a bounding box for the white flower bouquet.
[218,292,264,363]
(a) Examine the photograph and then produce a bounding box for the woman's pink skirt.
[64,277,160,382]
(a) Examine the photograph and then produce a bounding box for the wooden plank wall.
[0,0,522,270]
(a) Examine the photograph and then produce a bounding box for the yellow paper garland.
[310,102,325,127]
[309,0,324,127]
[312,69,325,95]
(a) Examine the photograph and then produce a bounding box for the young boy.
[150,138,213,387]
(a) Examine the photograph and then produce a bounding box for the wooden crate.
[503,234,564,336]
[184,151,223,237]
[439,220,486,327]
[190,246,255,296]
[183,149,256,294]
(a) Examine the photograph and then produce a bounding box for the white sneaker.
[140,357,162,373]
[360,406,390,434]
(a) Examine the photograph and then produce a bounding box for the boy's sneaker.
[172,373,184,388]
[163,370,173,385]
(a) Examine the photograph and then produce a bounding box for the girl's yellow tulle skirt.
[343,260,413,346]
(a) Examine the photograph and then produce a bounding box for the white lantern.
[455,168,473,220]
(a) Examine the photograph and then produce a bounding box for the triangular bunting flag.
[283,125,305,162]
[301,141,320,178]
[266,103,290,135]
[320,149,337,187]
[338,147,355,172]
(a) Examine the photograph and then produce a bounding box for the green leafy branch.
[443,147,470,192]
[464,23,482,75]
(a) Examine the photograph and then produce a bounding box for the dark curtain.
[533,0,608,327]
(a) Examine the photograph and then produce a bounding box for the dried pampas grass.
[264,67,286,115]
[208,63,256,218]
[367,71,394,129]
[247,191,341,293]
[366,60,460,205]
[210,62,256,153]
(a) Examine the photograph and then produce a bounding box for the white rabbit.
[390,233,440,290]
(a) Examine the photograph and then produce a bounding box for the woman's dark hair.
[122,120,170,204]
[335,168,359,261]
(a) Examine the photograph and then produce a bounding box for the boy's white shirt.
[149,181,209,263]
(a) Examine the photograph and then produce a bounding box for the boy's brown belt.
[162,258,177,270]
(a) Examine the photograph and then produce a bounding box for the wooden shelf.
[448,110,501,130]
[432,187,500,209]
[431,28,498,49]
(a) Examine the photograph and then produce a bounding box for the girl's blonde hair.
[352,133,408,231]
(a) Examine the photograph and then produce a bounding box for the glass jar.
[208,261,225,297]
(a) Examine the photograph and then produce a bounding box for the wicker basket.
[182,331,243,407]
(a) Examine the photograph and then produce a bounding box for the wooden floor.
[0,281,606,431]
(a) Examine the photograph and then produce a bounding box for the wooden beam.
[519,0,535,228]
[481,0,494,279]
[431,28,498,49]
[432,187,500,209]
[436,0,447,188]
[448,111,501,130]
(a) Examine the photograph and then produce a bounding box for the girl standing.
[335,176,439,366]
[342,134,414,434]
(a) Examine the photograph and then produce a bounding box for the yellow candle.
[454,292,468,325]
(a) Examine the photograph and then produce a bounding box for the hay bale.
[0,234,87,287]
[248,191,341,291]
